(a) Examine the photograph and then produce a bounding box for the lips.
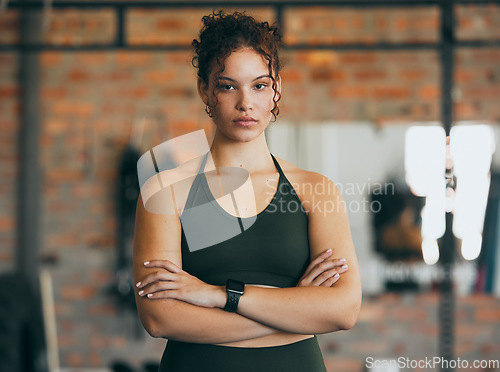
[233,116,258,126]
[233,116,257,122]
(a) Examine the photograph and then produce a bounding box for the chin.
[225,127,263,143]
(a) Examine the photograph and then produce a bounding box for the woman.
[133,10,361,371]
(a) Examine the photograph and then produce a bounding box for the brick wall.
[0,4,499,369]
[321,292,500,372]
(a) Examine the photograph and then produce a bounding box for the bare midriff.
[213,284,315,348]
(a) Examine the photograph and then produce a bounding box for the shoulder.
[273,156,342,217]
[139,155,206,216]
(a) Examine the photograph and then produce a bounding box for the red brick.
[89,351,102,367]
[330,86,369,99]
[400,69,428,81]
[395,19,409,31]
[471,50,500,63]
[144,70,176,83]
[106,70,133,81]
[44,234,79,247]
[455,68,478,83]
[0,217,14,231]
[116,52,154,66]
[463,87,500,99]
[61,285,97,301]
[455,102,478,117]
[414,291,439,304]
[358,301,385,322]
[52,101,95,117]
[0,86,18,99]
[311,69,345,82]
[42,87,68,99]
[419,85,439,99]
[280,69,303,83]
[57,335,79,348]
[87,304,117,316]
[77,52,109,65]
[296,51,339,66]
[391,307,428,322]
[456,341,478,357]
[339,53,377,64]
[373,86,411,99]
[475,308,500,322]
[410,324,439,336]
[353,70,387,80]
[457,294,498,306]
[46,169,84,181]
[156,19,184,30]
[65,352,84,366]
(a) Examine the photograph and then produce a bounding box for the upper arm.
[306,173,362,327]
[133,182,182,337]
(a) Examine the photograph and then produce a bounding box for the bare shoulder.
[140,155,205,216]
[273,156,341,217]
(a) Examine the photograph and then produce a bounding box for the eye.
[218,84,234,91]
[255,83,267,90]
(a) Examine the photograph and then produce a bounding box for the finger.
[311,268,339,286]
[145,289,177,300]
[305,259,338,283]
[321,272,341,287]
[144,260,182,273]
[319,264,348,286]
[138,281,178,297]
[136,270,176,289]
[303,249,333,278]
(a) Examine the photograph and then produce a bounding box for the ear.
[197,77,209,105]
[275,74,282,96]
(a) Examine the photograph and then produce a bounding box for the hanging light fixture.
[405,124,495,263]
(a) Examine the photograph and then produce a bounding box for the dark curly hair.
[191,9,283,122]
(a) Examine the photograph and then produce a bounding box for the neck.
[208,130,274,173]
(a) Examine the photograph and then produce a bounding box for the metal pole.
[439,0,456,370]
[16,0,42,292]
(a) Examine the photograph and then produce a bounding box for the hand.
[136,260,221,308]
[296,249,348,287]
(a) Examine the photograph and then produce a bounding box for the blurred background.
[0,1,499,371]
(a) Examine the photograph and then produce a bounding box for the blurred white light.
[405,124,495,263]
[461,232,483,261]
[450,125,495,260]
[405,126,446,197]
[405,126,446,265]
[422,238,440,265]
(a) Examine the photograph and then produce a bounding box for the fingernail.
[136,282,142,287]
[334,273,340,279]
[138,290,144,296]
[144,261,150,266]
[341,264,348,270]
[147,293,153,298]
[339,258,346,263]
[326,249,332,254]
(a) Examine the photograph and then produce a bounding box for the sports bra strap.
[197,151,210,174]
[270,153,286,178]
[198,151,284,177]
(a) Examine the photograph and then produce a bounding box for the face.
[197,47,281,143]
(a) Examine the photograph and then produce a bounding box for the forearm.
[213,285,361,334]
[138,297,286,344]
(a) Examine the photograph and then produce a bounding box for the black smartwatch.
[223,279,245,312]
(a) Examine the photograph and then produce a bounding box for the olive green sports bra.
[179,151,310,288]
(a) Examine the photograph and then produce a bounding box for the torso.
[173,154,316,348]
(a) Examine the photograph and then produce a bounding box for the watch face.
[227,279,244,294]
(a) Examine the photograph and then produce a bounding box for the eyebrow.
[217,74,271,82]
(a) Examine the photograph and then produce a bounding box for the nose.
[236,90,253,112]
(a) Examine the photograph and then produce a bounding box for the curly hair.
[191,9,283,122]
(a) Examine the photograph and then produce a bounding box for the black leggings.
[159,335,327,372]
